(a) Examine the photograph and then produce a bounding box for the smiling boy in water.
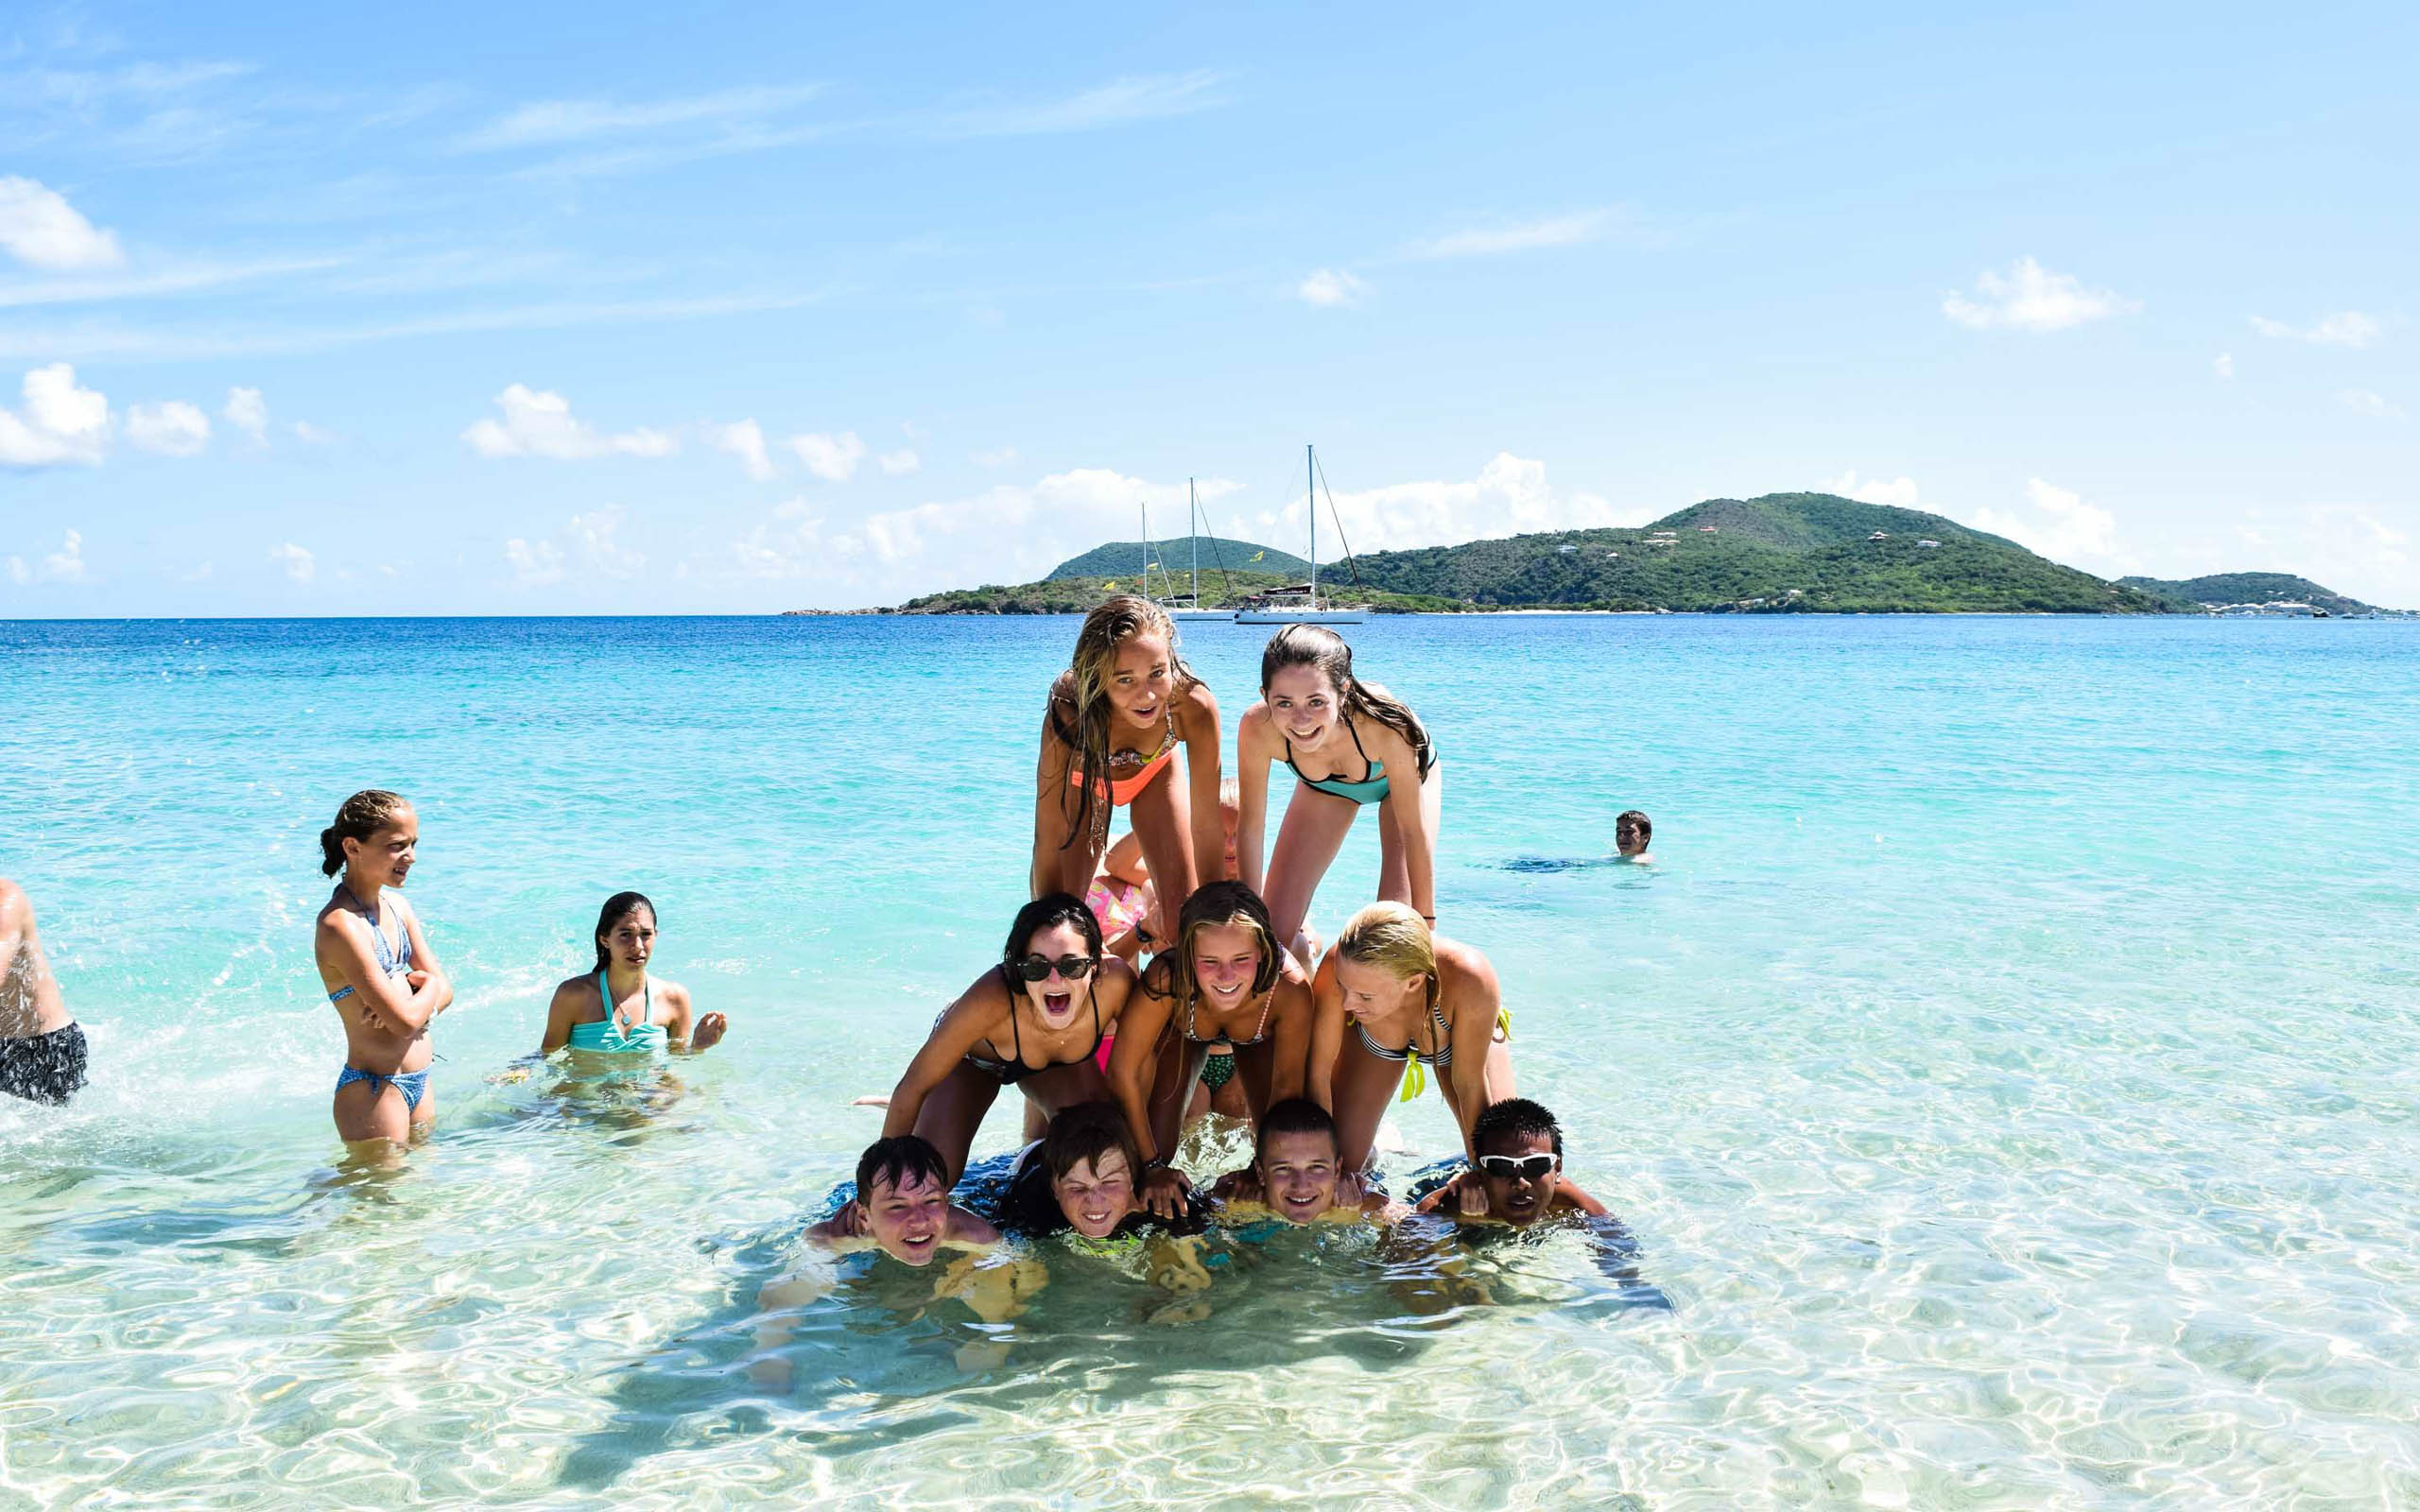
[1614,810,1653,865]
[804,1134,1003,1264]
[1214,1098,1402,1227]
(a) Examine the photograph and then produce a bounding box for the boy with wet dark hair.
[1615,810,1652,863]
[1413,1097,1605,1228]
[1213,1098,1401,1226]
[805,1134,1003,1265]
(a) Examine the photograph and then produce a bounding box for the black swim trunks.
[0,1022,88,1105]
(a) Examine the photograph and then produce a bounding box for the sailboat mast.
[1189,478,1200,604]
[1307,443,1318,609]
[1139,501,1150,599]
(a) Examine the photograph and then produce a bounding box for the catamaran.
[1234,444,1366,625]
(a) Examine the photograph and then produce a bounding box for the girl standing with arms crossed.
[312,790,453,1150]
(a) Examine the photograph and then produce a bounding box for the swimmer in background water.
[1036,596,1225,946]
[1211,1099,1403,1227]
[0,878,86,1106]
[537,891,728,1057]
[312,790,453,1151]
[1615,809,1653,864]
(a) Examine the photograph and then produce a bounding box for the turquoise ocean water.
[2,613,2415,1507]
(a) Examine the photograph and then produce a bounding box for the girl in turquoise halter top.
[539,891,730,1058]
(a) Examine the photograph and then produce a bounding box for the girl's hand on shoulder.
[1142,1165,1193,1219]
[691,1011,729,1050]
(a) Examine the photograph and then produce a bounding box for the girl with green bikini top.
[540,891,728,1057]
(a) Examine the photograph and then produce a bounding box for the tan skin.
[1108,919,1318,1217]
[1215,1128,1402,1226]
[1047,1149,1217,1293]
[538,904,728,1055]
[1308,934,1513,1215]
[881,919,1136,1182]
[806,1169,1002,1265]
[1237,666,1443,962]
[1032,631,1224,942]
[1413,1132,1609,1228]
[0,879,72,1041]
[311,807,455,1148]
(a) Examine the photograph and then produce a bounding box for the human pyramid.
[1,597,1653,1311]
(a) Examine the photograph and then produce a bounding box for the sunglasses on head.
[1477,1153,1557,1181]
[1014,953,1098,983]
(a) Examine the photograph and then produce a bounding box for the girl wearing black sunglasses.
[879,894,1141,1182]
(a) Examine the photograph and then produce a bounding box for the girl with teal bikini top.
[540,891,729,1058]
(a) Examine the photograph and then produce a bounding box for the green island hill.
[786,493,2396,616]
[2115,573,2386,617]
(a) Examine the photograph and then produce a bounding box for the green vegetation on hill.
[1350,493,2171,613]
[2117,573,2378,615]
[1046,537,1310,583]
[860,492,2385,617]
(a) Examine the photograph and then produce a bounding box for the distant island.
[786,492,2409,617]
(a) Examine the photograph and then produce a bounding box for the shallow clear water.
[2,614,2416,1508]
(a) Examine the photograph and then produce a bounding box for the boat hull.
[1234,610,1365,625]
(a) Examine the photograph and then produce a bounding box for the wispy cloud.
[454,83,825,151]
[1944,257,2137,333]
[935,70,1225,138]
[790,430,867,482]
[7,530,92,586]
[2251,311,2382,349]
[0,254,349,310]
[0,287,837,362]
[2339,388,2403,419]
[1297,268,1367,307]
[1404,207,1651,260]
[1818,471,1921,507]
[707,419,776,481]
[1969,477,2127,567]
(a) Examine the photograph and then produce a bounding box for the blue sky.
[2,1,2413,613]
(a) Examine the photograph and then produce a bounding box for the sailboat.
[1234,445,1366,625]
[1141,481,1234,622]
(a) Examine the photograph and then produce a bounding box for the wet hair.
[1003,892,1104,977]
[856,1134,951,1203]
[1616,810,1651,843]
[593,891,656,971]
[1050,595,1197,852]
[319,789,411,877]
[1253,1097,1340,1161]
[1042,1100,1143,1185]
[1332,901,1441,1022]
[1259,624,1430,765]
[1473,1097,1564,1160]
[1153,880,1281,1011]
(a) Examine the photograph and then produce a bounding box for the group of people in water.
[2,600,1662,1314]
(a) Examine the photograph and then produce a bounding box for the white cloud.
[0,177,126,271]
[5,529,91,585]
[1818,471,1921,507]
[1968,477,2125,568]
[939,71,1224,137]
[1406,208,1640,260]
[126,399,210,455]
[2339,388,2403,419]
[462,384,677,460]
[455,84,825,151]
[1943,257,2136,333]
[268,541,315,583]
[878,447,921,476]
[789,429,866,482]
[1255,453,1650,557]
[290,420,337,445]
[505,506,644,587]
[1298,268,1366,308]
[223,386,268,440]
[0,362,112,466]
[2214,352,2235,380]
[724,498,837,580]
[971,446,1019,468]
[2250,311,2380,349]
[707,418,774,480]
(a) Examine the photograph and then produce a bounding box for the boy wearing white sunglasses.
[1411,1096,1607,1228]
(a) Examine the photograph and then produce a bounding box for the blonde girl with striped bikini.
[1311,902,1513,1217]
[1032,595,1225,947]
